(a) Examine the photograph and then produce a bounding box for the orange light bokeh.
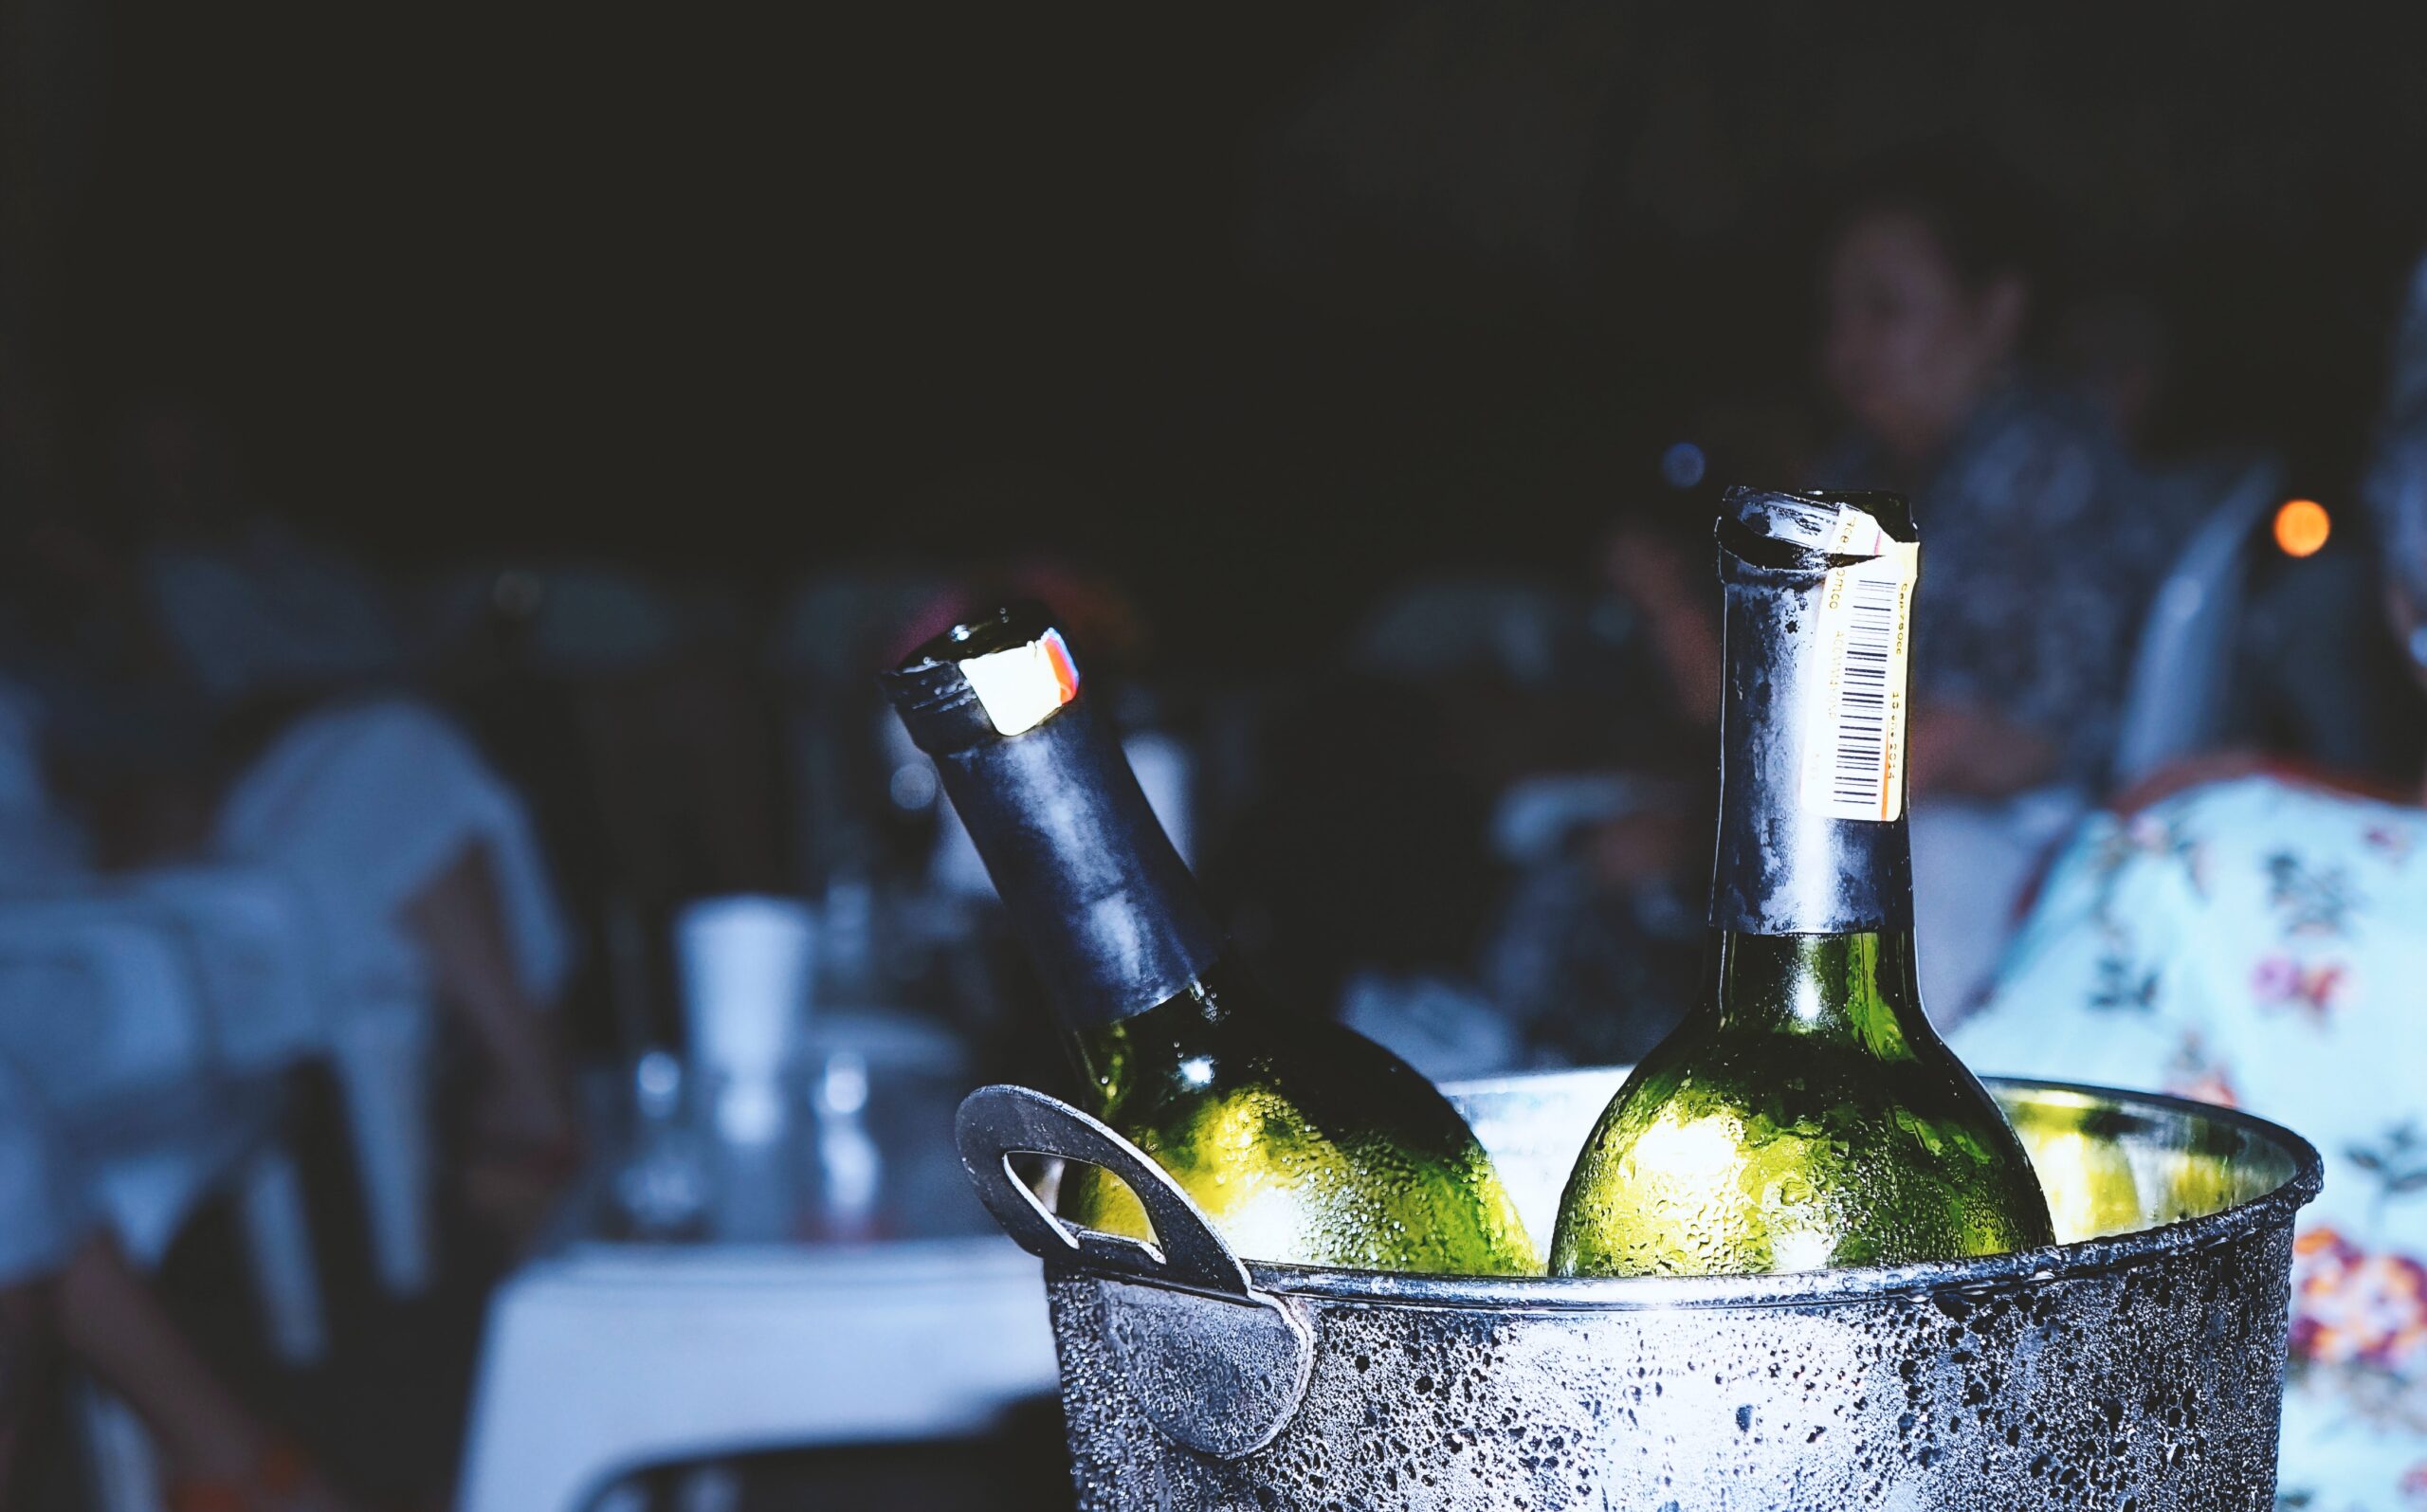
[2274,499,2331,558]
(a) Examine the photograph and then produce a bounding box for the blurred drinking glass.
[613,1049,709,1240]
[809,1049,883,1242]
[677,894,817,1145]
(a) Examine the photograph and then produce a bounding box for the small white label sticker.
[958,628,1081,737]
[1799,530,1916,823]
[1752,498,1845,549]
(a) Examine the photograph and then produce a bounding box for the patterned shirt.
[1952,776,2427,1510]
[1817,381,2176,788]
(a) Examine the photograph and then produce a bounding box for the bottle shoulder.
[1102,1011,1486,1162]
[1068,1008,1540,1273]
[1551,1020,2053,1275]
[1580,1021,2035,1176]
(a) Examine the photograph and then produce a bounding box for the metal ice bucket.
[958,1066,2322,1511]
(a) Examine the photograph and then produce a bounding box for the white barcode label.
[1800,539,1917,822]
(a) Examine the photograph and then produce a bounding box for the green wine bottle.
[1550,489,2053,1277]
[882,605,1536,1276]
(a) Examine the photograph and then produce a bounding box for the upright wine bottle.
[882,605,1536,1275]
[1550,489,2053,1277]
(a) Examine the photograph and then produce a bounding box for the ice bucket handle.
[956,1084,1315,1459]
[955,1083,1254,1297]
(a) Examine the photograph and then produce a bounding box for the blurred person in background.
[1807,148,2181,1013]
[0,1056,358,1511]
[1812,148,2175,800]
[1946,247,2427,1509]
[1607,151,2180,1013]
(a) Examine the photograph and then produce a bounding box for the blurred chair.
[0,899,325,1356]
[127,869,322,1074]
[131,866,437,1296]
[0,900,337,1512]
[2110,460,2285,787]
[78,1375,166,1512]
[0,672,450,1298]
[0,865,445,1316]
[45,868,435,1299]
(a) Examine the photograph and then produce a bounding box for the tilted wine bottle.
[882,605,1537,1275]
[1550,489,2053,1277]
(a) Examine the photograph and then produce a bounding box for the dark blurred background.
[11,0,2420,659]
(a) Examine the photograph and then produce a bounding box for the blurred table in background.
[455,1010,1059,1512]
[456,1236,1055,1512]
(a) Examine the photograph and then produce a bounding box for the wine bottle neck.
[925,700,1226,1030]
[1705,929,1927,1056]
[1708,494,1917,935]
[1062,956,1252,1114]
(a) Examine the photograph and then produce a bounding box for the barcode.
[1827,571,1901,817]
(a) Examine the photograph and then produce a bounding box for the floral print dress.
[1952,775,2427,1510]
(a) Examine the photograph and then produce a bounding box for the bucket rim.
[1232,1073,2324,1312]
